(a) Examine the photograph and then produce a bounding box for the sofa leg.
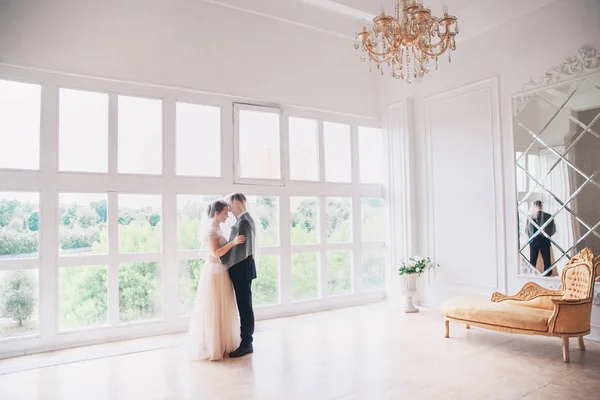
[577,336,585,351]
[562,337,570,363]
[465,324,470,329]
[445,319,450,338]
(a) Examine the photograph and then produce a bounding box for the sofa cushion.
[441,297,553,332]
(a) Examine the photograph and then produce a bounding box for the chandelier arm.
[417,35,451,57]
[383,32,401,52]
[363,45,395,63]
[361,37,399,60]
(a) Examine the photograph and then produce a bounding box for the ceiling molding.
[199,0,355,40]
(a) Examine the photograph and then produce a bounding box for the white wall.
[0,0,379,117]
[383,0,600,339]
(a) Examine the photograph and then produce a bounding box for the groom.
[220,192,257,358]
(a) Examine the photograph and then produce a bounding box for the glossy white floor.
[1,302,599,400]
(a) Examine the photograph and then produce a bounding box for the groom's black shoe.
[229,345,253,358]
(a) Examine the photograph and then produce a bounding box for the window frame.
[287,115,321,183]
[0,65,389,357]
[174,100,223,178]
[233,102,286,186]
[0,77,43,172]
[57,85,110,174]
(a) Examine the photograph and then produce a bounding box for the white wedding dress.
[188,223,240,361]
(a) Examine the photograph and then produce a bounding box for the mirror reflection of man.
[526,200,556,273]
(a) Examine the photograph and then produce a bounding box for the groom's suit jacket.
[220,212,257,281]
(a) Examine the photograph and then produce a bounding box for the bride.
[188,199,245,361]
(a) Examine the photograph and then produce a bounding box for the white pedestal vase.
[404,273,419,313]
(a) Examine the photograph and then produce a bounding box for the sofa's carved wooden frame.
[444,248,600,362]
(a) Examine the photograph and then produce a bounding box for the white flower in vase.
[398,256,439,313]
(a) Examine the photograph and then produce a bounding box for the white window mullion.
[107,192,119,327]
[279,195,292,307]
[107,92,119,327]
[318,119,325,182]
[352,194,363,294]
[318,196,327,299]
[222,102,234,182]
[108,93,118,175]
[39,82,59,342]
[163,95,178,322]
[281,112,290,185]
[350,123,362,294]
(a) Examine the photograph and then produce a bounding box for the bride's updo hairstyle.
[207,199,228,218]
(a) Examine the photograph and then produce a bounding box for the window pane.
[176,102,220,177]
[248,196,279,246]
[119,262,163,322]
[118,96,162,174]
[59,193,108,256]
[326,197,352,243]
[253,255,279,307]
[59,89,108,172]
[0,192,39,259]
[0,269,39,338]
[361,198,385,242]
[359,126,384,183]
[59,265,108,330]
[118,194,162,253]
[0,80,40,170]
[177,195,219,250]
[238,109,280,179]
[327,250,352,295]
[289,117,318,181]
[178,259,204,316]
[324,121,351,182]
[291,252,319,301]
[362,250,385,292]
[290,197,319,245]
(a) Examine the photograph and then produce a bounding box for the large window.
[0,73,388,354]
[59,265,108,330]
[358,126,384,184]
[323,121,351,182]
[361,197,385,242]
[58,193,108,256]
[236,105,281,181]
[291,252,319,301]
[0,269,39,338]
[119,262,163,322]
[327,250,352,295]
[0,80,40,170]
[0,191,40,259]
[326,197,352,243]
[118,95,163,175]
[59,89,108,173]
[290,197,319,245]
[289,117,319,181]
[118,194,162,253]
[176,102,220,177]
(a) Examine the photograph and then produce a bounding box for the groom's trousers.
[229,256,256,347]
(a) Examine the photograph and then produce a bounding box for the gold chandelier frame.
[355,0,459,82]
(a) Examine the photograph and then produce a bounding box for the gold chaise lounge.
[441,248,599,362]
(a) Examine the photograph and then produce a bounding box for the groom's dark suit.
[220,212,256,348]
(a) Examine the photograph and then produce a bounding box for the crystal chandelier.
[354,0,459,83]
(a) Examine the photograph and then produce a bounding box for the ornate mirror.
[513,46,600,279]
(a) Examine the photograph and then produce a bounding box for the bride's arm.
[209,234,246,258]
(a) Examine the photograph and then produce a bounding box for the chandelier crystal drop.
[354,0,459,83]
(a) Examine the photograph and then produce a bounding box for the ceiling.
[201,0,561,41]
